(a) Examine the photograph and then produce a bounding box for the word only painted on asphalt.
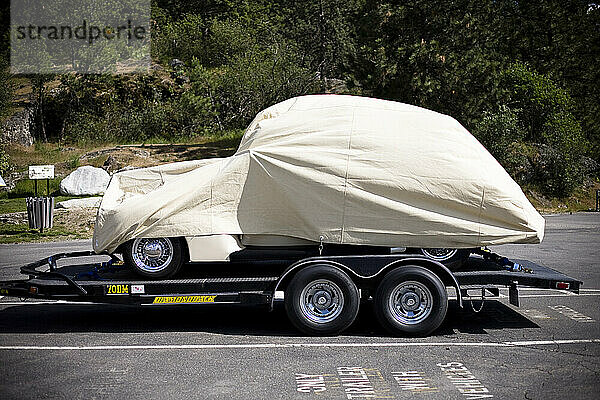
[548,305,595,322]
[438,362,493,399]
[295,363,492,398]
[296,367,391,398]
[391,370,438,393]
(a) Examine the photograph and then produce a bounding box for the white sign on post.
[29,165,55,180]
[0,175,6,187]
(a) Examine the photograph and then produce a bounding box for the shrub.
[502,63,586,153]
[474,106,525,158]
[473,107,534,185]
[490,63,587,196]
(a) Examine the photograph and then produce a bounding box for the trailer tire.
[285,265,359,336]
[375,266,448,336]
[123,237,184,279]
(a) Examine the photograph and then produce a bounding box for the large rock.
[56,197,102,209]
[60,166,110,196]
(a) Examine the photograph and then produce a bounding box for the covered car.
[93,94,544,273]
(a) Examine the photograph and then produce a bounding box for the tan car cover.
[93,94,544,253]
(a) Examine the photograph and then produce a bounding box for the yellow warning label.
[152,295,217,304]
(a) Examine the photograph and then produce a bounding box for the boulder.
[60,166,110,196]
[56,197,102,209]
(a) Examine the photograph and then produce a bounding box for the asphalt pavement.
[0,213,598,399]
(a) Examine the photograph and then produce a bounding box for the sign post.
[29,165,54,196]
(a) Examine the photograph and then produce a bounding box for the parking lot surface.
[0,213,598,399]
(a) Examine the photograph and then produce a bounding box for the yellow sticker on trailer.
[105,284,129,295]
[152,295,217,304]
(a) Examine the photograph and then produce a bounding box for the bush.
[487,63,587,196]
[502,63,586,152]
[533,145,582,197]
[472,106,531,185]
[474,106,525,157]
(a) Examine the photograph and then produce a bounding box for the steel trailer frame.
[0,250,581,312]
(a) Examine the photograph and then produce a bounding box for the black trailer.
[0,249,581,336]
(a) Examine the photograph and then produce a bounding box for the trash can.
[26,197,55,232]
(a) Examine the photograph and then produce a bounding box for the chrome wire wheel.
[131,238,174,273]
[388,280,433,325]
[421,248,458,262]
[299,279,345,324]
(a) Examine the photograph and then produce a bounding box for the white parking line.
[0,339,598,351]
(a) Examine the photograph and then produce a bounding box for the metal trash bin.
[26,197,55,232]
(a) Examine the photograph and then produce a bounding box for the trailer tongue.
[0,250,581,336]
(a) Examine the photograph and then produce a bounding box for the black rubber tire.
[414,248,471,270]
[374,266,448,336]
[284,265,360,336]
[123,237,184,279]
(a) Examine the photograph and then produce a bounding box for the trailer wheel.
[285,265,359,336]
[123,237,184,279]
[375,266,448,336]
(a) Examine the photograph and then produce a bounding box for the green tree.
[473,63,586,196]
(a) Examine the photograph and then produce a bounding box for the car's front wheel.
[123,237,184,279]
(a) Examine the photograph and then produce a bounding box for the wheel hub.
[299,279,345,324]
[389,280,433,325]
[401,292,420,311]
[143,242,163,258]
[313,290,332,309]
